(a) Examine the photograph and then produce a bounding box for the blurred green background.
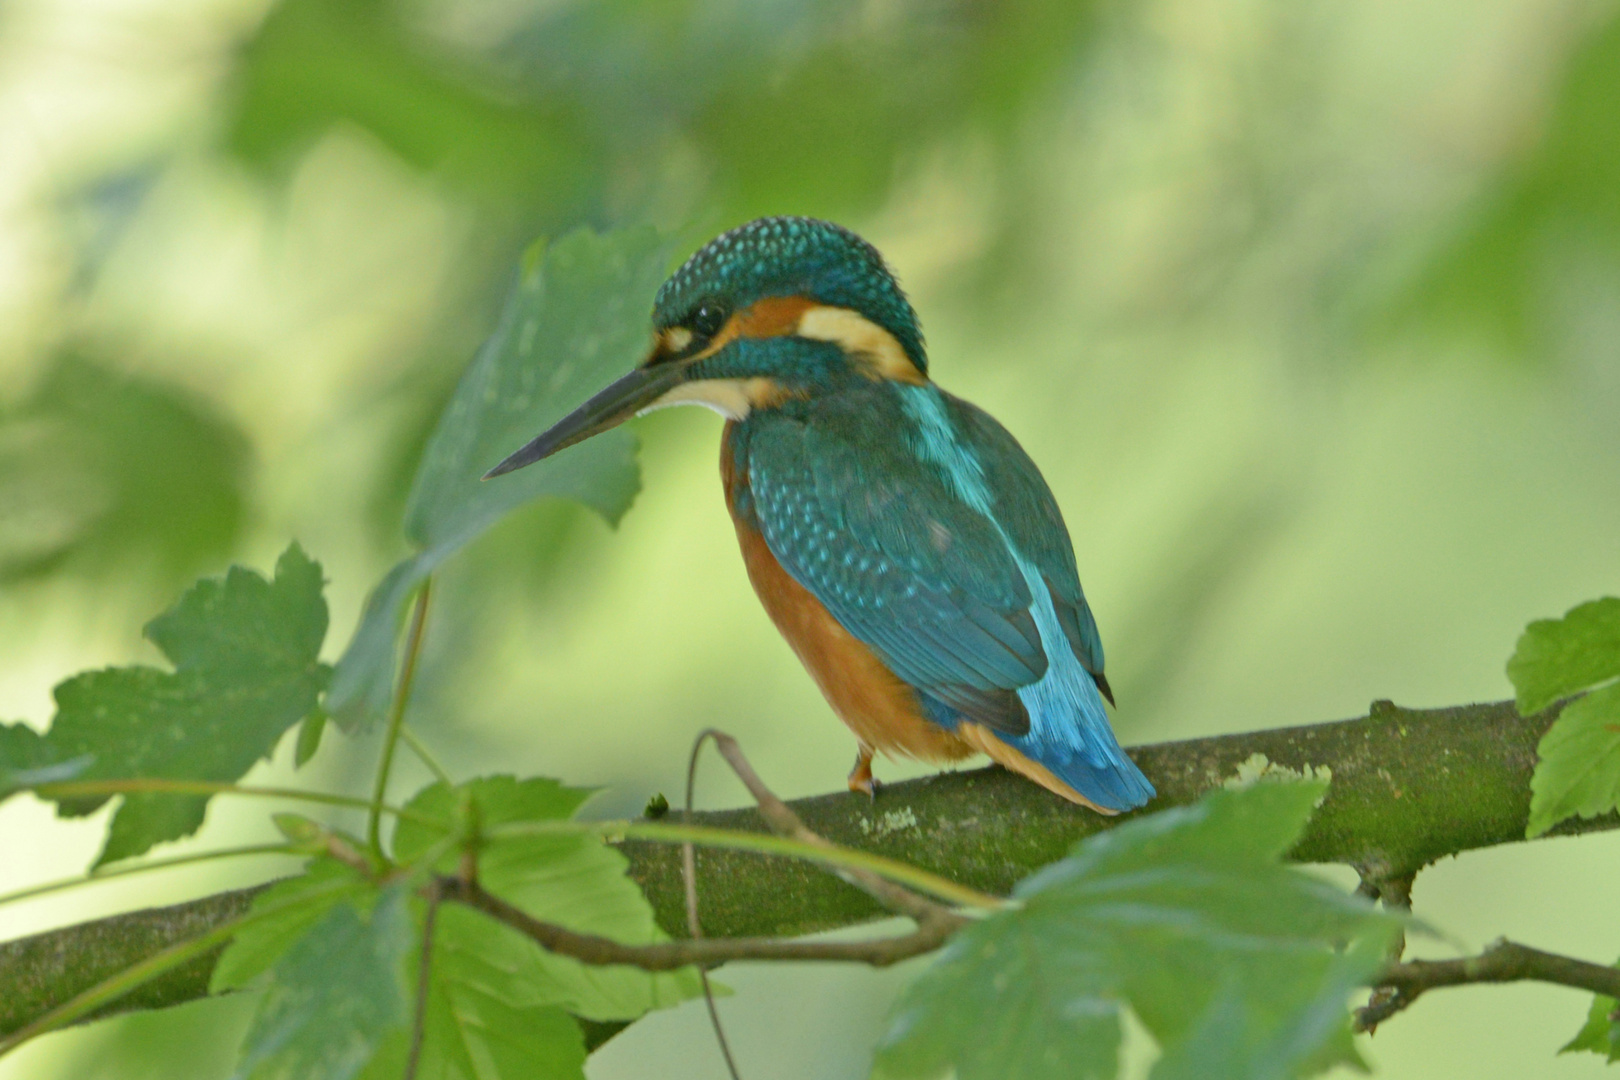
[2,0,1619,1076]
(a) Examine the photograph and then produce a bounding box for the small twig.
[403,881,442,1080]
[701,729,974,928]
[369,581,433,857]
[685,731,743,1080]
[1358,940,1620,1032]
[1354,867,1417,1029]
[436,733,973,974]
[435,876,958,969]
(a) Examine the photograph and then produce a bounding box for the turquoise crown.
[653,216,927,374]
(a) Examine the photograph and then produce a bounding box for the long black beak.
[483,363,687,479]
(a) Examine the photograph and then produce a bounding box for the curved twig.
[684,730,743,1080]
[1359,940,1620,1031]
[436,876,960,969]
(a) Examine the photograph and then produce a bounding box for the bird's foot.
[847,748,881,800]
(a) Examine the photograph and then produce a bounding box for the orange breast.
[721,426,974,764]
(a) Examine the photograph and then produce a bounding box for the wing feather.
[740,399,1044,736]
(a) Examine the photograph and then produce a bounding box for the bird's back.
[726,380,1154,812]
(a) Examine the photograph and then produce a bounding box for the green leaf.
[213,858,374,994]
[391,776,702,1021]
[293,709,327,768]
[227,0,589,208]
[1562,970,1620,1062]
[873,782,1400,1080]
[327,226,670,732]
[1508,597,1620,715]
[0,354,249,587]
[230,885,414,1080]
[41,544,330,865]
[357,910,590,1080]
[1526,682,1620,837]
[2,721,68,799]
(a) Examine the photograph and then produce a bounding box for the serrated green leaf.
[391,776,702,1021]
[1562,968,1620,1062]
[873,783,1399,1080]
[357,908,590,1080]
[231,885,414,1080]
[327,227,670,732]
[1508,597,1620,715]
[1526,682,1620,837]
[213,859,374,994]
[40,544,330,865]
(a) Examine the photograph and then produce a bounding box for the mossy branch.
[2,698,1610,1041]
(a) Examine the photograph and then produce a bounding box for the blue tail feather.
[1008,665,1154,811]
[1009,561,1154,812]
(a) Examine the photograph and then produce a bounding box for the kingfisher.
[486,217,1154,814]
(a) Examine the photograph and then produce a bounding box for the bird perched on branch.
[487,217,1154,814]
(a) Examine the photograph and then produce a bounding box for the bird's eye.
[691,302,728,341]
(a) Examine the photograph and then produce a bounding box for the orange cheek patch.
[731,295,817,338]
[696,295,817,359]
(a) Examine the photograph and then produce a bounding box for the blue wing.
[739,394,1043,737]
[733,385,1153,811]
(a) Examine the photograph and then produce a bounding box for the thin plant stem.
[369,581,433,856]
[400,725,453,788]
[403,881,442,1080]
[35,779,433,826]
[484,819,1006,912]
[0,843,300,910]
[683,731,743,1080]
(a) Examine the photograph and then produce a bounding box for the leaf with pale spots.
[36,544,329,866]
[230,886,414,1080]
[873,782,1400,1080]
[326,227,672,733]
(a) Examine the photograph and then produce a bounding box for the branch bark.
[2,698,1611,1041]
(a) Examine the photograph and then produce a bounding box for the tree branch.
[3,698,1611,1041]
[1359,941,1620,1030]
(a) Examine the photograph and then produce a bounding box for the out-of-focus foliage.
[229,886,413,1080]
[0,354,248,586]
[1513,597,1620,837]
[225,0,1102,224]
[1391,14,1620,356]
[326,227,667,732]
[229,0,589,215]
